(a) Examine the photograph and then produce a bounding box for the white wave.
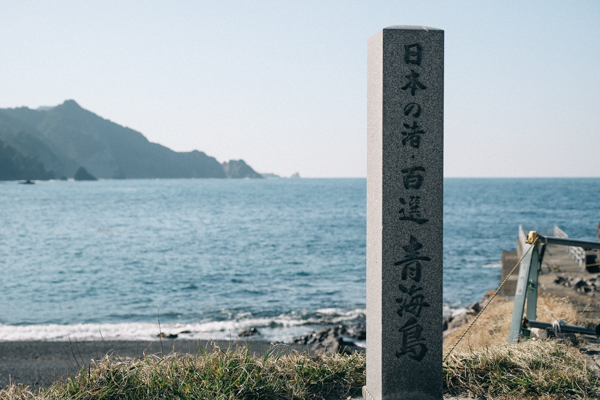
[0,309,366,343]
[315,308,365,320]
[316,308,342,315]
[482,262,501,269]
[443,302,466,317]
[450,308,469,318]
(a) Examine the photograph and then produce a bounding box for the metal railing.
[552,225,585,266]
[517,225,529,258]
[508,231,600,343]
[520,225,584,266]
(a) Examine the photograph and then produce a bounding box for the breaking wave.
[0,308,366,343]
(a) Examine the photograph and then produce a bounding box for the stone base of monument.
[362,387,472,400]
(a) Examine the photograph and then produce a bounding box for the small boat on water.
[18,180,35,184]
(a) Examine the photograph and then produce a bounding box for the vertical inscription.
[395,41,431,362]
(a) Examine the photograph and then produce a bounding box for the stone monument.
[365,26,444,400]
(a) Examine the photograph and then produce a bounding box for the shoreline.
[0,339,311,389]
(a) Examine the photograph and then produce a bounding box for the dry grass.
[0,345,365,400]
[443,293,600,399]
[444,294,580,353]
[0,385,38,400]
[444,340,600,399]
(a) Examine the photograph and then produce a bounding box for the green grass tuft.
[1,344,365,400]
[444,340,600,399]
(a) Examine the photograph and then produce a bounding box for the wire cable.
[443,243,535,363]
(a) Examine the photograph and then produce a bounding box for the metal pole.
[524,318,600,337]
[538,234,600,250]
[508,243,539,343]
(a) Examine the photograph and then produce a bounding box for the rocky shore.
[289,324,366,354]
[553,274,600,295]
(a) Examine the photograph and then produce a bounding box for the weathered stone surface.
[366,25,444,400]
[501,251,520,296]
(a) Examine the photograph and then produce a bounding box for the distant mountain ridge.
[0,100,262,180]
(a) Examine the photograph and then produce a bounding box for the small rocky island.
[74,167,97,181]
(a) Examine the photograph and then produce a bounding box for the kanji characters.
[401,121,425,148]
[397,235,430,264]
[394,235,431,282]
[399,196,429,225]
[401,70,427,96]
[403,102,422,118]
[396,317,428,361]
[404,43,422,66]
[394,41,433,364]
[401,166,425,190]
[396,284,430,317]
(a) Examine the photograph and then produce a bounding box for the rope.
[443,243,535,363]
[584,262,600,267]
[557,262,600,268]
[551,319,565,333]
[550,313,566,334]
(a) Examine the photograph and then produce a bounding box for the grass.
[442,293,600,399]
[444,340,600,399]
[0,345,365,400]
[443,293,580,353]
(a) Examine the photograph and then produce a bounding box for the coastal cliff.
[0,100,261,180]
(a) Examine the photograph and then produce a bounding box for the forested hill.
[0,100,262,180]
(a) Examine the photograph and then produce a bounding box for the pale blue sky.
[1,1,599,177]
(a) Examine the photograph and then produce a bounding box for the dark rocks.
[445,310,475,331]
[74,166,97,181]
[443,298,485,332]
[344,323,366,340]
[442,315,450,331]
[157,332,178,339]
[554,275,569,285]
[290,324,364,354]
[480,289,496,306]
[554,274,600,295]
[238,327,261,337]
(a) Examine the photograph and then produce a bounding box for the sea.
[0,178,599,343]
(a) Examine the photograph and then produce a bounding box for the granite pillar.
[365,26,444,400]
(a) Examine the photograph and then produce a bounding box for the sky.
[1,1,599,178]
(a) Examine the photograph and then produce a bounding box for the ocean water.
[0,178,599,342]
